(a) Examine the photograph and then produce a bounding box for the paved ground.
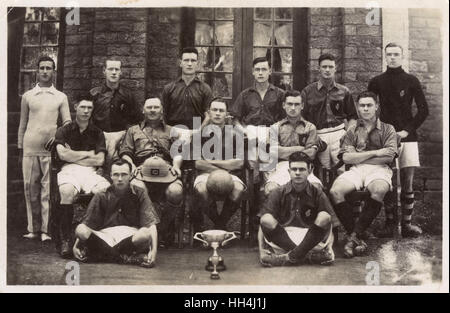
[7,230,442,287]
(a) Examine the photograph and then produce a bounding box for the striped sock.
[401,192,415,225]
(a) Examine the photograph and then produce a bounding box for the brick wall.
[342,8,383,94]
[408,9,443,206]
[308,8,344,83]
[146,8,181,97]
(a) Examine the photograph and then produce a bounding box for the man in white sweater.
[17,55,71,242]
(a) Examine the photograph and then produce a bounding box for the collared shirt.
[18,84,71,156]
[54,121,107,166]
[301,80,357,130]
[230,83,285,127]
[119,119,180,166]
[338,119,398,161]
[83,185,159,231]
[90,83,142,132]
[161,76,213,129]
[271,117,319,160]
[368,67,429,142]
[260,181,334,228]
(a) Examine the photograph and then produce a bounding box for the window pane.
[21,47,40,69]
[41,23,59,45]
[23,23,41,45]
[25,8,43,21]
[253,48,271,60]
[196,46,213,71]
[215,22,233,46]
[254,22,272,46]
[196,8,213,20]
[271,74,292,91]
[43,8,60,21]
[254,8,272,20]
[213,73,232,98]
[215,8,234,20]
[275,8,293,20]
[270,48,292,73]
[19,72,36,95]
[40,47,59,69]
[195,21,214,45]
[216,47,233,72]
[274,22,293,47]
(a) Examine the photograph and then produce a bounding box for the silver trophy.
[193,230,237,279]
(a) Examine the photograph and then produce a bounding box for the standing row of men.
[18,42,428,267]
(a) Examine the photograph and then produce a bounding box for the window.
[194,8,236,100]
[253,8,293,90]
[19,7,63,95]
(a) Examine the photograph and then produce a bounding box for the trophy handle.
[221,232,237,246]
[193,232,208,245]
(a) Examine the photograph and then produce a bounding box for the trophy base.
[210,272,220,280]
[205,258,226,272]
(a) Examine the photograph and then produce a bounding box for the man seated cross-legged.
[72,159,159,268]
[329,91,398,258]
[258,152,335,267]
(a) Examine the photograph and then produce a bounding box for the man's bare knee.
[133,227,152,246]
[195,183,209,202]
[368,181,389,202]
[91,182,110,194]
[260,214,278,230]
[59,184,77,204]
[315,211,331,228]
[75,224,92,241]
[229,182,245,202]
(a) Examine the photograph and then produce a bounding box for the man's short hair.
[288,152,312,167]
[318,53,335,65]
[75,93,93,107]
[357,91,378,104]
[180,47,198,58]
[111,159,132,173]
[253,56,271,68]
[209,96,229,111]
[37,55,56,70]
[104,59,122,68]
[283,89,302,103]
[385,42,403,53]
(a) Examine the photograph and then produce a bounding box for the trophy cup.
[193,230,237,279]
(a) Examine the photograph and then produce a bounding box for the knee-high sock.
[159,200,182,239]
[288,224,327,262]
[263,224,296,252]
[333,201,354,234]
[401,192,415,224]
[216,199,240,230]
[114,236,135,255]
[85,233,120,262]
[59,204,74,241]
[354,197,383,236]
[383,190,398,224]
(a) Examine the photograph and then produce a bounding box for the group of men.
[17,42,428,268]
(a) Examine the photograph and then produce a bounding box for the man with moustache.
[119,97,183,247]
[18,55,72,242]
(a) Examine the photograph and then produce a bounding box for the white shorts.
[264,161,323,187]
[336,163,393,190]
[91,226,138,247]
[317,125,346,169]
[57,163,109,194]
[264,225,334,255]
[194,173,246,190]
[398,142,420,169]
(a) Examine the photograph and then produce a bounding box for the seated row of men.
[51,88,394,268]
[19,43,428,269]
